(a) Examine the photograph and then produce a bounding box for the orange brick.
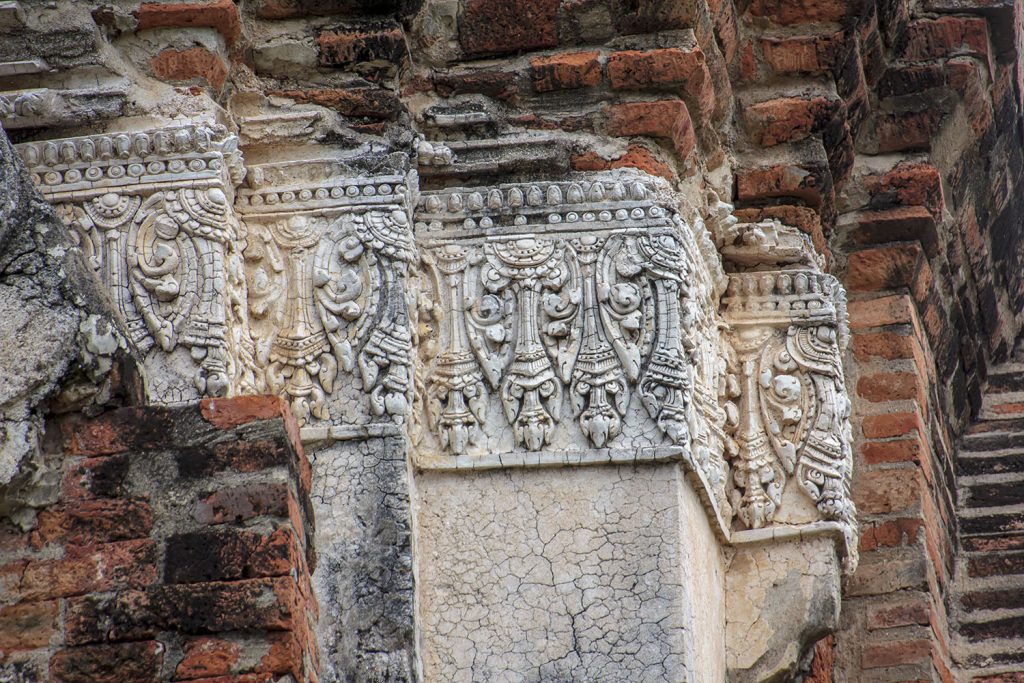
[0,601,58,652]
[857,372,923,402]
[860,436,926,465]
[531,51,601,92]
[607,47,714,117]
[605,99,696,160]
[862,411,924,439]
[571,144,676,182]
[845,244,925,292]
[901,17,989,62]
[852,331,916,361]
[150,47,228,91]
[136,0,240,43]
[743,96,838,146]
[848,295,916,329]
[854,468,923,515]
[866,593,931,630]
[748,0,848,24]
[859,518,923,551]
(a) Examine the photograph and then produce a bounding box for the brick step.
[958,451,1024,476]
[961,478,1024,508]
[960,509,1024,537]
[956,613,1024,642]
[985,364,1024,394]
[966,416,1024,436]
[956,652,1024,676]
[961,431,1024,454]
[959,584,1024,612]
[964,533,1024,553]
[963,550,1024,579]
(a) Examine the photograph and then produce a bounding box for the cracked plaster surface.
[415,463,726,682]
[310,435,415,682]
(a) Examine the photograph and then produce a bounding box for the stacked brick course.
[0,396,318,683]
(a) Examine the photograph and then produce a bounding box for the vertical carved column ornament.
[715,211,857,557]
[235,162,416,426]
[17,126,249,404]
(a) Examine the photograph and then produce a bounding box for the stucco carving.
[415,177,699,458]
[236,162,417,426]
[18,126,247,405]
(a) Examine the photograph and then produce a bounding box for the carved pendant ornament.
[716,216,857,557]
[235,168,416,426]
[415,179,696,454]
[20,128,856,550]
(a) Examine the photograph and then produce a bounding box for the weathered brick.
[853,467,922,514]
[271,88,402,120]
[165,527,297,583]
[743,96,838,146]
[900,17,989,61]
[861,638,932,668]
[747,0,849,25]
[852,330,916,361]
[848,294,917,329]
[761,33,841,74]
[150,47,229,91]
[604,99,696,160]
[199,396,290,431]
[845,243,925,292]
[531,51,601,93]
[175,636,242,680]
[865,163,944,217]
[857,372,923,403]
[2,539,157,601]
[434,71,519,100]
[571,144,676,181]
[61,454,130,500]
[860,436,927,465]
[607,48,714,117]
[862,411,925,439]
[736,163,827,208]
[852,207,939,257]
[136,0,240,43]
[317,26,406,68]
[0,601,58,652]
[871,109,944,154]
[194,482,290,525]
[50,640,163,683]
[31,500,153,548]
[459,0,558,57]
[859,518,923,551]
[866,593,931,630]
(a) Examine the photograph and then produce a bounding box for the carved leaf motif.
[126,195,198,353]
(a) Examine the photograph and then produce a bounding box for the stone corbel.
[710,204,858,682]
[17,125,248,405]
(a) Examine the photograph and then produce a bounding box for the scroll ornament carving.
[243,208,417,426]
[716,211,857,559]
[417,179,696,454]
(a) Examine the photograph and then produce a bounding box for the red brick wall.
[0,396,318,683]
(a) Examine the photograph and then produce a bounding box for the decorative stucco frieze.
[414,176,702,458]
[16,126,249,404]
[235,161,417,426]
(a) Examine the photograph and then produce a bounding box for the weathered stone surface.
[309,434,414,682]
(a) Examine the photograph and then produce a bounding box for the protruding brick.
[900,17,989,62]
[136,0,240,43]
[743,96,839,146]
[194,482,290,525]
[845,243,925,292]
[165,528,297,583]
[860,638,932,668]
[271,88,402,119]
[859,518,923,551]
[862,411,924,439]
[860,436,927,465]
[852,206,939,257]
[150,47,229,91]
[459,0,558,57]
[50,640,163,683]
[531,51,601,93]
[604,99,696,160]
[607,48,714,117]
[317,26,406,68]
[848,294,916,329]
[761,33,841,74]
